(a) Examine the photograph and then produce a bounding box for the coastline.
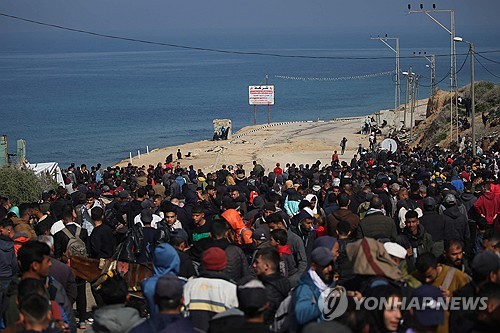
[114,102,427,173]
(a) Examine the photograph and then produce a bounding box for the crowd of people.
[0,138,499,333]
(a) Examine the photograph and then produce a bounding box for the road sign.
[249,85,275,105]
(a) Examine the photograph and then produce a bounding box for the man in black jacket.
[253,247,291,325]
[442,194,470,249]
[420,197,446,257]
[208,219,249,284]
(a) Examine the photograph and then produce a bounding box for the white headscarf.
[305,194,318,214]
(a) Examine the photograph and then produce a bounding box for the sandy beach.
[115,102,427,174]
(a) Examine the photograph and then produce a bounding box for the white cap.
[384,242,407,259]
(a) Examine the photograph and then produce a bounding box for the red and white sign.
[249,85,275,105]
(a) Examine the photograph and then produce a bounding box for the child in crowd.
[270,229,297,278]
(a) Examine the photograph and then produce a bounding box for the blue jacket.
[141,243,181,314]
[293,271,321,326]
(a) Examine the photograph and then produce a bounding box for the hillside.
[410,81,500,150]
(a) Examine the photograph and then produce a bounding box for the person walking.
[340,137,347,155]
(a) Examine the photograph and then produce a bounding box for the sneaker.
[78,322,87,330]
[87,317,94,324]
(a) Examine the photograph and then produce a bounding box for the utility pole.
[454,36,476,155]
[470,43,475,156]
[266,74,271,125]
[370,35,400,127]
[414,51,436,96]
[408,4,457,146]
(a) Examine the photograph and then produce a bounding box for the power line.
[474,52,500,65]
[1,12,499,61]
[475,56,500,79]
[274,70,394,81]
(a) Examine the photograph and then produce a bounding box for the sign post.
[249,85,275,125]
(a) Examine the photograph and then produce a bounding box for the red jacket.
[474,192,500,226]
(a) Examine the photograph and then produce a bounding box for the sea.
[1,30,498,168]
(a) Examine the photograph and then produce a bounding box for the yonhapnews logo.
[320,286,349,321]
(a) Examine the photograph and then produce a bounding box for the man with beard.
[440,239,472,277]
[293,246,334,329]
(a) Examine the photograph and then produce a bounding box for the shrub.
[0,166,57,206]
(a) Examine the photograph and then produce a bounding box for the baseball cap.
[311,247,334,267]
[411,285,444,327]
[313,236,337,251]
[154,275,183,301]
[252,229,268,242]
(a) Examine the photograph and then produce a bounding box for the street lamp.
[402,69,419,142]
[454,36,475,156]
[414,51,436,96]
[370,34,400,128]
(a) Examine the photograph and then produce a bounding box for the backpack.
[271,288,297,333]
[62,227,88,258]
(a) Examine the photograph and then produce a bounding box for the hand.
[440,287,451,299]
[407,248,413,257]
[347,290,363,300]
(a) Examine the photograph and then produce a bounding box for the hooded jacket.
[420,210,445,241]
[0,235,18,278]
[460,192,477,216]
[443,205,471,244]
[141,243,181,314]
[221,209,252,245]
[473,192,500,225]
[10,217,36,241]
[87,304,143,333]
[326,209,360,236]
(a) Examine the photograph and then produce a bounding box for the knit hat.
[202,247,227,271]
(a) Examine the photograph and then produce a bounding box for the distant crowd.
[0,138,500,333]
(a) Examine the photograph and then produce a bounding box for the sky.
[1,0,499,37]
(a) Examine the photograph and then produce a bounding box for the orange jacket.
[221,209,252,245]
